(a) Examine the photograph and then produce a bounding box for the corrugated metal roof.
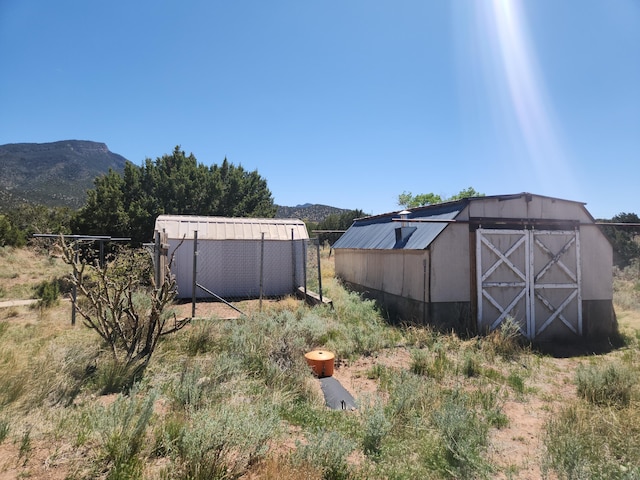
[333,202,465,250]
[155,215,309,241]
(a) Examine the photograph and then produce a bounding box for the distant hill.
[0,140,128,210]
[276,204,349,222]
[0,140,350,221]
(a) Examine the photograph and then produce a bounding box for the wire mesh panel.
[304,238,325,296]
[180,237,308,300]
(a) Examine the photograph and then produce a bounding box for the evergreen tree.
[73,146,276,244]
[316,209,365,246]
[600,212,640,268]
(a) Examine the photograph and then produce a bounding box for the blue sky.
[1,1,638,219]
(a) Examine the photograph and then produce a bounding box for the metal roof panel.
[333,203,465,250]
[155,215,309,241]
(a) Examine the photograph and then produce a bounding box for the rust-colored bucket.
[304,350,335,377]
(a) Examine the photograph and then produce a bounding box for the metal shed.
[332,193,616,342]
[154,215,309,299]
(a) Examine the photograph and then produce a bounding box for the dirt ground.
[1,294,638,479]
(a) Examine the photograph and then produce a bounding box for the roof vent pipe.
[398,210,411,227]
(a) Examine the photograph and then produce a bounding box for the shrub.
[461,351,481,378]
[91,387,156,479]
[293,430,356,480]
[485,317,527,361]
[93,359,145,395]
[410,345,451,380]
[171,402,279,480]
[431,395,490,479]
[575,362,635,407]
[34,278,60,308]
[543,402,640,479]
[360,396,391,458]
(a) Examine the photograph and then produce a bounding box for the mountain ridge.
[0,140,128,209]
[0,140,350,221]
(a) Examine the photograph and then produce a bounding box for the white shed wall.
[467,196,593,222]
[430,223,471,302]
[579,225,613,300]
[334,249,429,300]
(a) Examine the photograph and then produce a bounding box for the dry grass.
[0,246,638,479]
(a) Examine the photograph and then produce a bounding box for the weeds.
[410,344,451,380]
[293,430,356,480]
[34,278,60,308]
[17,426,32,466]
[0,417,8,444]
[170,402,279,480]
[485,317,527,361]
[1,246,640,479]
[184,320,214,356]
[92,386,156,479]
[432,394,491,479]
[575,362,636,407]
[543,402,640,478]
[93,358,145,395]
[360,396,391,458]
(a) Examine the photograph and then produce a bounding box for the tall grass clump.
[167,402,279,480]
[0,351,27,407]
[24,339,99,408]
[575,362,636,407]
[0,416,9,444]
[183,320,215,356]
[360,395,391,458]
[431,394,491,479]
[92,358,145,395]
[324,282,400,357]
[293,430,356,480]
[167,354,245,411]
[613,261,640,311]
[543,402,640,479]
[485,317,527,361]
[410,344,451,380]
[90,387,157,479]
[384,370,438,430]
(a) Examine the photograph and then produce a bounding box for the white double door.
[476,228,582,340]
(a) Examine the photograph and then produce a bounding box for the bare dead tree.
[60,236,189,372]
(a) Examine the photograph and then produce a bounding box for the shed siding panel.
[402,251,429,301]
[335,250,429,301]
[381,252,403,296]
[580,225,613,300]
[430,223,471,302]
[468,196,592,222]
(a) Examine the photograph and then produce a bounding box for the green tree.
[398,187,484,209]
[0,214,26,247]
[316,209,365,245]
[599,212,640,268]
[73,147,277,245]
[0,204,73,247]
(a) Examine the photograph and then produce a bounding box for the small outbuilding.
[332,193,616,342]
[154,215,309,300]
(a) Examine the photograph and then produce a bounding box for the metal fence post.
[192,230,198,318]
[72,244,77,326]
[303,240,308,296]
[316,239,323,303]
[291,228,296,293]
[259,232,265,311]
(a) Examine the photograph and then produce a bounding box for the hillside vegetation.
[0,141,128,210]
[0,246,639,479]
